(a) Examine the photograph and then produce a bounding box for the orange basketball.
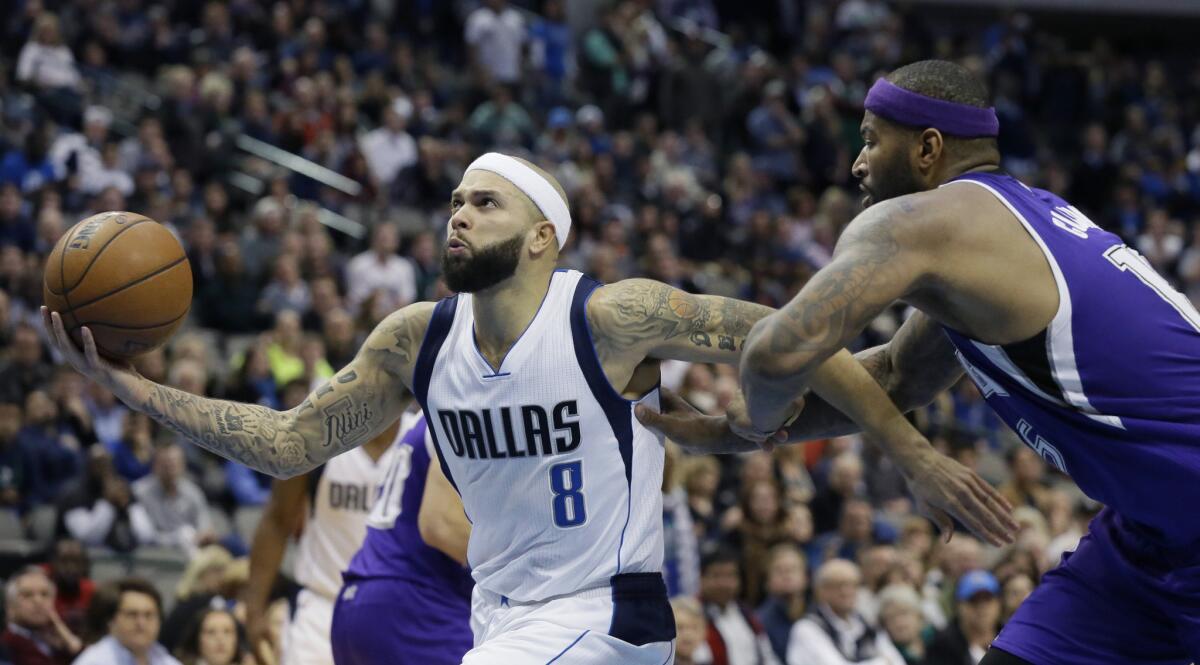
[43,211,192,360]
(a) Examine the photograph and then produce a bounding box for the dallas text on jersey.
[436,400,581,460]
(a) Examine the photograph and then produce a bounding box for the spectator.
[998,447,1049,511]
[44,539,94,638]
[672,597,713,665]
[62,465,153,552]
[131,443,213,552]
[159,546,234,652]
[15,390,80,506]
[174,609,248,665]
[786,559,904,665]
[467,85,536,148]
[924,570,1002,665]
[0,402,31,511]
[810,453,863,535]
[15,13,80,93]
[999,573,1034,624]
[358,97,417,192]
[72,578,181,665]
[876,585,929,665]
[699,547,779,665]
[663,442,700,598]
[731,480,788,607]
[344,222,416,320]
[0,184,34,252]
[257,253,311,317]
[106,411,154,483]
[1,566,81,665]
[756,543,808,664]
[0,323,52,404]
[814,499,877,567]
[464,0,526,87]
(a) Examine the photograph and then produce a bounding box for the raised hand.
[634,388,757,453]
[41,307,144,403]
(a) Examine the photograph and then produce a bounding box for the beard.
[860,151,927,208]
[441,232,525,293]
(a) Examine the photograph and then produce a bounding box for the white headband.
[464,153,571,250]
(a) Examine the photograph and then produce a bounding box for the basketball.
[43,211,192,360]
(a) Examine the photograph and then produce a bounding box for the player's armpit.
[418,461,471,565]
[741,197,933,433]
[587,278,776,366]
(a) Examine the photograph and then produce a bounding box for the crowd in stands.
[0,0,1193,663]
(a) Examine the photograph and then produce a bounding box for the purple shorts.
[994,508,1200,665]
[331,577,472,665]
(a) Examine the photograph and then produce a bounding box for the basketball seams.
[58,218,151,295]
[67,311,188,333]
[61,255,189,315]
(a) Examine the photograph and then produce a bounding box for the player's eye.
[483,197,498,208]
[450,199,462,211]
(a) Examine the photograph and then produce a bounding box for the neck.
[823,603,853,621]
[934,153,1000,187]
[470,267,555,369]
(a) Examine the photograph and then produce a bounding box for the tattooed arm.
[740,197,934,436]
[587,278,773,367]
[42,302,434,479]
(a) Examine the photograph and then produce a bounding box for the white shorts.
[281,588,335,665]
[464,573,675,665]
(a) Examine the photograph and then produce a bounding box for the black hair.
[885,60,990,108]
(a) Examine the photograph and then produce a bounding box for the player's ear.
[529,220,557,254]
[918,128,944,169]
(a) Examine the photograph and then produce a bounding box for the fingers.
[924,503,955,543]
[633,404,660,428]
[82,326,102,366]
[969,474,1019,534]
[950,486,1015,547]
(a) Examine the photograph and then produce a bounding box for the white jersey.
[414,270,666,602]
[293,436,397,599]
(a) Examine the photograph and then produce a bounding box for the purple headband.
[864,78,999,138]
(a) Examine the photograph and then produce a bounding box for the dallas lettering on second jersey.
[436,401,580,460]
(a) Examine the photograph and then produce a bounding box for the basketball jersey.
[412,269,666,602]
[343,413,474,600]
[293,432,397,598]
[940,172,1200,546]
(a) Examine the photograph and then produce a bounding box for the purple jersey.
[941,172,1200,547]
[343,416,474,598]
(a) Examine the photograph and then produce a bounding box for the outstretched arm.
[42,302,434,479]
[741,198,933,435]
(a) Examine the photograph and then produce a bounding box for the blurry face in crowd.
[1002,574,1034,620]
[110,591,161,655]
[880,602,922,644]
[840,500,873,542]
[959,591,1001,636]
[0,404,22,443]
[52,540,88,588]
[817,562,861,618]
[443,170,554,294]
[13,326,43,366]
[24,390,57,425]
[786,504,813,543]
[155,446,185,485]
[859,545,897,587]
[672,606,705,660]
[747,482,780,525]
[852,112,928,208]
[765,548,807,598]
[8,571,55,629]
[198,611,239,665]
[942,538,983,578]
[700,561,740,608]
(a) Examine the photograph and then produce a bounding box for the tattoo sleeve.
[741,206,925,432]
[134,302,432,478]
[589,278,776,365]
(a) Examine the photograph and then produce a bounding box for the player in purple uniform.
[642,60,1200,664]
[330,416,473,665]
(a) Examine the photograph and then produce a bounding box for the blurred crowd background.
[0,0,1196,663]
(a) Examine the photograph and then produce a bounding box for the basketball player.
[242,415,402,665]
[330,414,474,665]
[643,61,1200,665]
[42,152,1015,663]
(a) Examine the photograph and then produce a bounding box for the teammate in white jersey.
[242,416,405,665]
[44,153,1015,664]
